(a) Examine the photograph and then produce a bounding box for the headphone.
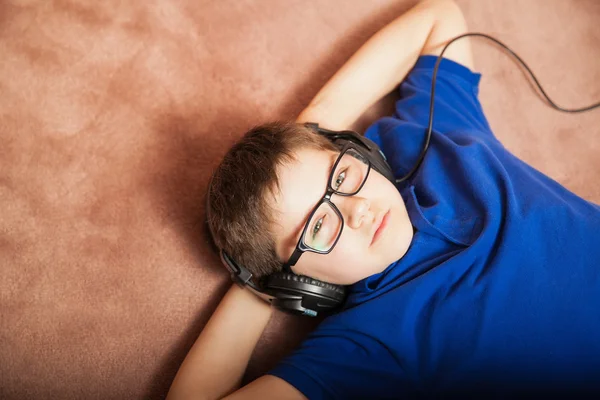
[211,122,396,317]
[207,33,600,317]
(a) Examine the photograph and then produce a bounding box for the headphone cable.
[396,32,600,184]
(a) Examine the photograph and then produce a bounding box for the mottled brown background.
[1,0,599,398]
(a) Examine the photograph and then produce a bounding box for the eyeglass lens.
[301,148,369,252]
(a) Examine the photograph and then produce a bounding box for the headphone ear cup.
[369,150,396,184]
[330,135,395,185]
[263,272,346,316]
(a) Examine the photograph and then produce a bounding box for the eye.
[334,169,347,190]
[312,215,325,239]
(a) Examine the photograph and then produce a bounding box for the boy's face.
[271,146,414,285]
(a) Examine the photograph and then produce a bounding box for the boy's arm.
[297,0,473,130]
[165,284,304,400]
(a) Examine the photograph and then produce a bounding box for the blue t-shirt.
[269,55,600,398]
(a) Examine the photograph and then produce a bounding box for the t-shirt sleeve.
[393,55,493,135]
[364,55,495,180]
[268,327,412,399]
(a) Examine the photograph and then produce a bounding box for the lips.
[370,210,390,247]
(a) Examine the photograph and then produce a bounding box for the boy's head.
[207,121,414,286]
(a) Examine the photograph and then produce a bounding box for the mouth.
[370,209,390,247]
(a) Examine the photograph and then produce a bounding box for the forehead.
[272,147,338,241]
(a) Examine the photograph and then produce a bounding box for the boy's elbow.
[420,0,474,70]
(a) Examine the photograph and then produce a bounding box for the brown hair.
[206,121,338,279]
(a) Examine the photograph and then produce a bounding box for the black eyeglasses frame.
[282,142,372,272]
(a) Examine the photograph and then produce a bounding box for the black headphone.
[209,122,396,317]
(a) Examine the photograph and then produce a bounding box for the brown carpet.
[1,0,599,398]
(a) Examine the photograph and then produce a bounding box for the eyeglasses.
[282,143,371,271]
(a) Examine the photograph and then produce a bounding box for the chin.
[378,224,413,268]
[395,223,414,260]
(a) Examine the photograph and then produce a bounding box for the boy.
[168,0,600,398]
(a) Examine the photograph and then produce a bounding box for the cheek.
[321,234,372,272]
[300,236,364,273]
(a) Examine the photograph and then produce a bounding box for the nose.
[336,195,372,229]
